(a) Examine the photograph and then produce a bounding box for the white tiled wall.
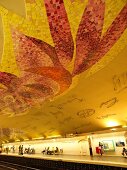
[2,136,89,155]
[92,132,126,156]
[2,131,127,156]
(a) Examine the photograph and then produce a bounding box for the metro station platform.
[0,153,127,170]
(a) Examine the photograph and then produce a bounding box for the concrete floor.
[1,153,127,168]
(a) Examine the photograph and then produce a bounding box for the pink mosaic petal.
[44,0,74,66]
[73,0,105,75]
[12,29,53,75]
[85,4,127,69]
[27,36,62,67]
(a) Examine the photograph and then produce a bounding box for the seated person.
[55,147,59,154]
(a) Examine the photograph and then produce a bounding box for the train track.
[0,161,40,170]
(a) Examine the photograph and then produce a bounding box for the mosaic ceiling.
[0,0,127,142]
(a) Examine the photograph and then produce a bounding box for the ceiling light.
[47,135,62,139]
[24,138,29,141]
[32,137,44,140]
[15,139,20,142]
[106,120,119,127]
[122,125,127,128]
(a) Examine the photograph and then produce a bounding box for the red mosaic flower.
[0,0,127,115]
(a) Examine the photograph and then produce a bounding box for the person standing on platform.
[21,145,23,155]
[99,142,104,156]
[12,145,15,153]
[88,137,93,156]
[6,147,9,154]
[19,145,21,155]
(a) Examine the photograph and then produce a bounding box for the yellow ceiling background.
[0,0,127,141]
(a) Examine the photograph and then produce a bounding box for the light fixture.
[47,135,62,139]
[122,125,127,128]
[32,137,44,140]
[24,138,29,141]
[15,139,20,142]
[106,120,119,127]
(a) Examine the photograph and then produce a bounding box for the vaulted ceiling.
[0,0,127,143]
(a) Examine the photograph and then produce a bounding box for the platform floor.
[1,153,127,168]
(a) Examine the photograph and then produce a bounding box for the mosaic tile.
[73,0,105,75]
[44,0,74,66]
[0,0,127,116]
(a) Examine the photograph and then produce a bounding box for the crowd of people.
[19,145,36,155]
[42,147,63,155]
[1,143,127,157]
[2,145,63,156]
